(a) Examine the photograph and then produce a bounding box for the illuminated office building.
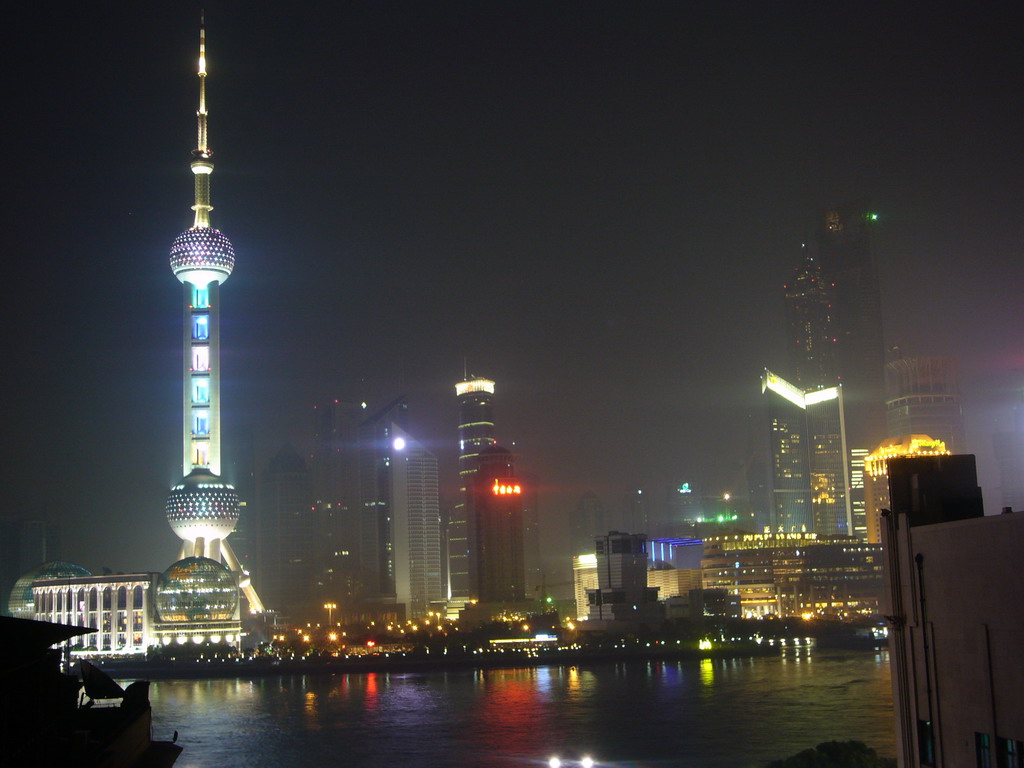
[358,396,409,601]
[864,435,949,543]
[762,370,852,536]
[701,532,882,618]
[390,425,444,618]
[848,447,869,539]
[162,18,262,620]
[449,376,497,601]
[885,357,966,453]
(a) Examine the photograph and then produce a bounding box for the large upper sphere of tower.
[170,227,235,288]
[166,468,239,542]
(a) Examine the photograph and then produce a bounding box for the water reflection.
[700,658,714,687]
[151,650,894,768]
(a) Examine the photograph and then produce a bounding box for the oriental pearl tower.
[164,16,264,614]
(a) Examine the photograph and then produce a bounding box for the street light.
[324,602,337,625]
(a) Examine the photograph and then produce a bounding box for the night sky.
[4,2,1022,574]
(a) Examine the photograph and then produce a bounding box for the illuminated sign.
[492,479,522,496]
[456,378,496,396]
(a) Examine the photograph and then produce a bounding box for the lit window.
[192,377,210,404]
[192,286,209,309]
[977,733,992,768]
[192,314,209,340]
[193,441,210,468]
[193,346,209,372]
[192,410,210,436]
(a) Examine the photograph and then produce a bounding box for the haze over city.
[4,1,1022,576]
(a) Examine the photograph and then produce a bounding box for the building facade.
[863,435,948,544]
[882,455,1020,768]
[784,245,838,389]
[586,532,663,627]
[389,425,444,619]
[702,532,882,618]
[256,445,316,618]
[814,201,887,452]
[762,370,852,535]
[884,357,966,453]
[470,446,526,604]
[450,377,497,602]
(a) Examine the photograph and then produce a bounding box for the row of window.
[36,585,146,612]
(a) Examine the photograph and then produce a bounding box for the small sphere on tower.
[166,468,239,542]
[169,227,235,286]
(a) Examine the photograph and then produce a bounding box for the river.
[148,647,894,767]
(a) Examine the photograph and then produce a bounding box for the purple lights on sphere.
[170,227,235,279]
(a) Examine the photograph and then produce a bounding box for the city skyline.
[4,3,1023,575]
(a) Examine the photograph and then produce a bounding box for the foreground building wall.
[883,456,1022,768]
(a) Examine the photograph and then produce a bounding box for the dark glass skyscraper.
[814,201,886,450]
[358,396,409,600]
[256,445,315,618]
[784,245,838,389]
[470,446,525,603]
[449,377,497,601]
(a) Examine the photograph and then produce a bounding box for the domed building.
[7,561,91,618]
[153,557,241,646]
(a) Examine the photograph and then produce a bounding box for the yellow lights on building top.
[865,435,949,477]
[456,378,496,396]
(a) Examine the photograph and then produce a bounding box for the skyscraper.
[884,357,966,453]
[762,370,852,535]
[163,18,262,613]
[784,244,838,389]
[390,425,444,618]
[311,399,365,601]
[814,201,886,450]
[470,446,525,604]
[449,376,497,601]
[993,389,1024,511]
[255,445,316,617]
[358,396,409,601]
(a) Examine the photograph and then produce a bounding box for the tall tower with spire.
[164,17,264,614]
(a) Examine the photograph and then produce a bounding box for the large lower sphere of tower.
[156,557,239,623]
[166,468,239,542]
[170,227,235,287]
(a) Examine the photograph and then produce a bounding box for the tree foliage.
[767,740,896,768]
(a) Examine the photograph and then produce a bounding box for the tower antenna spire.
[191,10,214,228]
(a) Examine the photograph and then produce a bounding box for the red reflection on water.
[466,668,555,759]
[364,672,378,711]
